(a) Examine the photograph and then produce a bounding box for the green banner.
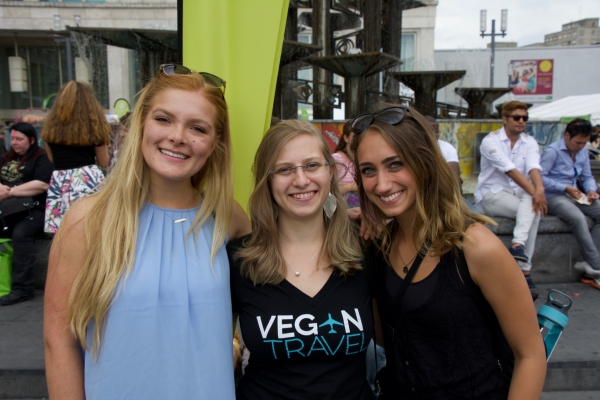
[182,0,289,210]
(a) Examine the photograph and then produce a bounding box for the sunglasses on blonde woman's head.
[159,64,227,96]
[350,107,408,134]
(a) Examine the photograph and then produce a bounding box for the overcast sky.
[435,0,600,49]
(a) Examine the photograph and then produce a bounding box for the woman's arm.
[10,180,49,197]
[463,224,546,400]
[227,200,251,240]
[44,199,92,400]
[94,145,110,169]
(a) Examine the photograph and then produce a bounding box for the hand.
[347,207,371,241]
[565,186,582,201]
[233,338,242,370]
[347,207,361,220]
[588,190,600,201]
[532,188,547,217]
[0,185,10,201]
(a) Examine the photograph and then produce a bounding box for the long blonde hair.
[236,120,362,285]
[41,81,111,146]
[351,107,494,257]
[65,72,232,356]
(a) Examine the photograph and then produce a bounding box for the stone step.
[487,215,593,284]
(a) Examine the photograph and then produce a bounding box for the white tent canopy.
[528,94,600,125]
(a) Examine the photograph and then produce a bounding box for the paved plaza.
[1,282,599,398]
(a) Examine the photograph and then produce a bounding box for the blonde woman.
[352,106,546,399]
[41,81,111,233]
[228,120,374,399]
[44,65,250,399]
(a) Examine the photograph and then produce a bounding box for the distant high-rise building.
[544,18,600,46]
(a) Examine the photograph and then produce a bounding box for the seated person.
[540,119,600,290]
[586,128,600,160]
[0,122,53,305]
[475,101,547,297]
[425,115,478,212]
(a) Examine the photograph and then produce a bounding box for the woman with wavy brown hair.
[41,81,111,233]
[352,105,546,399]
[228,119,374,400]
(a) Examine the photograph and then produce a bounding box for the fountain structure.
[455,87,513,119]
[308,52,401,118]
[391,70,467,117]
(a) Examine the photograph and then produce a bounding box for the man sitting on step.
[475,101,547,299]
[540,118,600,290]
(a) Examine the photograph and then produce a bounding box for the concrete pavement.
[1,282,599,399]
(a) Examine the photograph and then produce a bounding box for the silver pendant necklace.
[162,198,196,224]
[396,237,418,274]
[282,246,322,277]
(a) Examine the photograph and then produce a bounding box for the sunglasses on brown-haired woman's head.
[350,107,408,134]
[159,64,227,96]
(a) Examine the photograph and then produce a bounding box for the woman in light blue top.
[44,65,251,399]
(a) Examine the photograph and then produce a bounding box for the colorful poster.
[508,59,554,101]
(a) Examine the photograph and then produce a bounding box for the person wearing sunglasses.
[540,118,600,289]
[352,104,546,399]
[44,64,250,399]
[475,101,547,298]
[228,120,374,400]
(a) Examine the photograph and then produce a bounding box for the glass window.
[401,33,415,71]
[0,45,69,110]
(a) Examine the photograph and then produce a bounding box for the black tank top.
[47,143,96,170]
[365,245,510,399]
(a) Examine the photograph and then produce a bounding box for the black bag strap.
[392,243,429,310]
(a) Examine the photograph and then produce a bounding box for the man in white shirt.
[424,116,460,182]
[475,101,547,294]
[425,116,479,211]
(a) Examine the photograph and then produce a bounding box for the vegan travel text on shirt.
[255,308,369,359]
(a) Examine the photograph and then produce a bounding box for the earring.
[323,192,337,219]
[273,203,279,219]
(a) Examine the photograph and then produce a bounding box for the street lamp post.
[480,9,507,88]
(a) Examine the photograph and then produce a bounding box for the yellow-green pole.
[182,0,289,210]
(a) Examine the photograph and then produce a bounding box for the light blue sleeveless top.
[84,203,235,400]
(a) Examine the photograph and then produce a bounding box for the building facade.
[435,44,600,111]
[544,18,600,46]
[0,0,176,123]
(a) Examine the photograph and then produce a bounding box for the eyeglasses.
[159,64,227,96]
[508,115,529,122]
[350,107,407,134]
[270,162,330,178]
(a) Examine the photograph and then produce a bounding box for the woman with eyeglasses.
[351,105,546,399]
[228,120,374,399]
[41,81,111,233]
[44,65,250,399]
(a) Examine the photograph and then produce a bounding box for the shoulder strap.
[392,244,428,310]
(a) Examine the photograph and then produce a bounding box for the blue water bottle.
[537,289,573,361]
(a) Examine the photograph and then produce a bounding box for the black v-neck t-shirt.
[228,236,374,400]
